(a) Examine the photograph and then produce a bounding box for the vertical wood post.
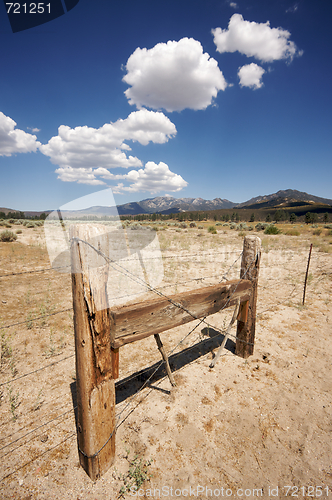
[235,235,261,358]
[70,224,115,480]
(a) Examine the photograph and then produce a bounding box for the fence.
[70,227,261,480]
[1,228,326,486]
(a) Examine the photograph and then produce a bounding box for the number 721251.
[6,3,51,14]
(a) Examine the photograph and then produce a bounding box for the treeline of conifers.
[120,208,331,224]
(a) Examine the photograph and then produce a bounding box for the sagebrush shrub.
[255,222,268,231]
[264,225,281,235]
[0,230,17,242]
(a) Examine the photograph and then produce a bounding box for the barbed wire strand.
[0,397,75,440]
[0,354,75,387]
[0,265,70,278]
[0,431,76,483]
[0,308,72,332]
[0,406,77,458]
[0,249,242,279]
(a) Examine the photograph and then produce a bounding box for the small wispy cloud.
[286,4,299,13]
[27,127,41,133]
[229,2,238,9]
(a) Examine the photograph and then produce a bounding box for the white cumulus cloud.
[238,63,265,89]
[55,167,106,185]
[0,112,40,156]
[212,13,301,62]
[39,109,176,171]
[55,161,188,193]
[123,37,227,112]
[114,162,188,194]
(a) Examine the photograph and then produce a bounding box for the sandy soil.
[0,223,331,500]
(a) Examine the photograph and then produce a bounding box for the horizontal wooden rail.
[110,279,252,349]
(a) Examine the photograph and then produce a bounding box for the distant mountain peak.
[237,189,332,209]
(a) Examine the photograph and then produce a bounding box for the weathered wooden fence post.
[235,235,261,358]
[70,224,116,480]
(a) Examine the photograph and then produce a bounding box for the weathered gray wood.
[70,224,115,480]
[111,279,252,349]
[235,236,261,358]
[154,334,176,386]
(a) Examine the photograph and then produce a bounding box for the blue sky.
[0,0,331,211]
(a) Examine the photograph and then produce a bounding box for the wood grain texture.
[235,236,261,358]
[70,224,115,480]
[110,279,252,349]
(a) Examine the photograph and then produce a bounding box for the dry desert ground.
[0,220,332,500]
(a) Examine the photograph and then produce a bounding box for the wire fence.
[0,234,330,483]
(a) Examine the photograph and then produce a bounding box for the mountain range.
[114,189,332,215]
[1,189,331,217]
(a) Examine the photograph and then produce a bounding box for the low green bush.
[255,222,268,231]
[264,225,281,235]
[130,223,143,230]
[285,229,300,236]
[0,230,17,242]
[236,223,248,231]
[208,225,217,234]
